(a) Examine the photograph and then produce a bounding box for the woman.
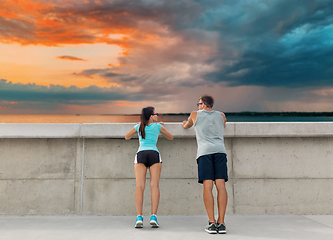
[125,106,173,228]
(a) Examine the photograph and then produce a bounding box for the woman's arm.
[160,126,173,140]
[125,127,137,140]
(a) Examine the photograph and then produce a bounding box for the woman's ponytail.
[139,106,155,139]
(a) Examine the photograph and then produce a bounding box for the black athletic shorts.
[135,150,162,168]
[197,153,228,184]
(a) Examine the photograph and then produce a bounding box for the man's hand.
[182,120,188,128]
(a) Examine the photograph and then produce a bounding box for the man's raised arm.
[182,111,196,129]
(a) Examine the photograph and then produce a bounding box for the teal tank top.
[194,110,226,159]
[134,123,162,153]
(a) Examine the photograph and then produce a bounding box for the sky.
[0,0,332,114]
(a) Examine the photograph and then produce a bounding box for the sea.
[1,114,333,123]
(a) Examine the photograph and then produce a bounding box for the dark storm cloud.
[68,0,333,89]
[205,45,333,88]
[0,79,144,105]
[74,69,139,83]
[74,69,115,78]
[197,0,333,88]
[73,68,128,79]
[60,0,203,30]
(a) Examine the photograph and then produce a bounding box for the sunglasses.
[197,103,203,107]
[152,113,159,116]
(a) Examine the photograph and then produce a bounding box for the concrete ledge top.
[0,122,332,138]
[234,122,333,137]
[80,123,198,138]
[0,123,81,138]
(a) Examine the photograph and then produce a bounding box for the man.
[182,95,228,234]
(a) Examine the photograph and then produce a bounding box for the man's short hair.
[199,95,214,108]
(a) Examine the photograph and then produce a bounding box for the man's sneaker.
[205,222,217,234]
[135,215,143,228]
[149,214,159,228]
[217,223,227,234]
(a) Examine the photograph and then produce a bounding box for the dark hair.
[199,95,214,108]
[139,106,155,139]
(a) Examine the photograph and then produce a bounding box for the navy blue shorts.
[197,153,228,184]
[135,150,162,168]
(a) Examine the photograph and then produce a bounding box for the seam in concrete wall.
[79,123,82,138]
[232,123,236,214]
[80,138,85,215]
[230,138,235,214]
[74,139,77,214]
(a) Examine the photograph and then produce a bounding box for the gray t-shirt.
[194,110,226,159]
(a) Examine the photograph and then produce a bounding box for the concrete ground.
[0,215,333,240]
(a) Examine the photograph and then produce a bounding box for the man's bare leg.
[215,179,227,224]
[203,180,215,223]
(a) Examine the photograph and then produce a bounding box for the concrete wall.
[0,122,332,215]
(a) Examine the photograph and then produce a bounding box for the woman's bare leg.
[149,163,162,214]
[134,163,147,215]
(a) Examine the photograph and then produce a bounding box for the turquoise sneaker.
[135,215,143,228]
[149,214,159,228]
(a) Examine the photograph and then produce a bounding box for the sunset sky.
[0,0,332,114]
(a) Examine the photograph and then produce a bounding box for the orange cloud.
[0,0,48,18]
[108,63,122,67]
[56,56,87,61]
[0,0,171,56]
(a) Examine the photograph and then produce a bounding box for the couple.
[125,95,228,234]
